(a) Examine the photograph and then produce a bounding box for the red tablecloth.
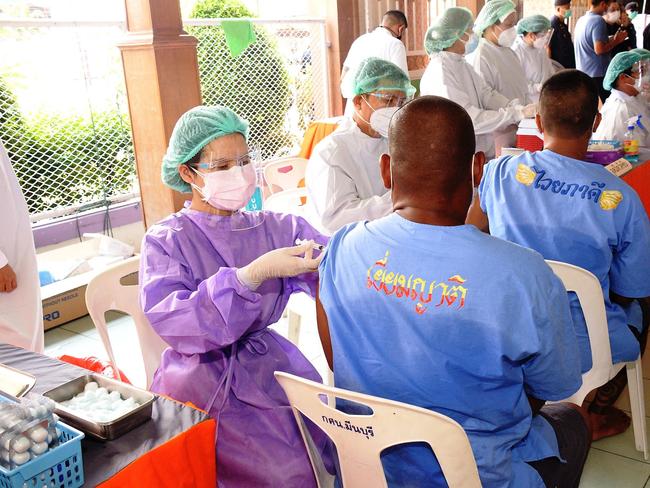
[623,160,650,218]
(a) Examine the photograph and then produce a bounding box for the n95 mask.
[498,26,517,48]
[370,106,400,138]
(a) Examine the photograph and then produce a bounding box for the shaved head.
[388,96,476,197]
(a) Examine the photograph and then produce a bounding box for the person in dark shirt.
[607,3,637,56]
[549,0,576,68]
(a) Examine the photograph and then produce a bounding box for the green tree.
[189,0,293,158]
[0,76,135,214]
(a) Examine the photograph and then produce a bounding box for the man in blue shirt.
[574,0,628,101]
[469,70,650,442]
[317,96,590,487]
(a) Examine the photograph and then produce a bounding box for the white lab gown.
[341,27,409,117]
[511,38,556,103]
[420,51,524,158]
[469,39,530,104]
[468,39,530,150]
[305,117,392,235]
[593,89,650,144]
[0,142,44,353]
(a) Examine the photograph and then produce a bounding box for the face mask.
[629,11,638,20]
[564,9,573,19]
[497,26,517,47]
[605,11,621,23]
[192,164,256,211]
[533,34,548,49]
[369,106,399,138]
[463,33,480,55]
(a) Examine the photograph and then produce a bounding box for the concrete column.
[118,0,202,227]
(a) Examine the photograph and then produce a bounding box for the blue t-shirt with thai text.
[319,214,582,487]
[479,150,650,371]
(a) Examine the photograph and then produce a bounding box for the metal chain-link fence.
[0,20,137,222]
[0,18,329,222]
[186,19,330,160]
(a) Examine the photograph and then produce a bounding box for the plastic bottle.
[623,119,640,164]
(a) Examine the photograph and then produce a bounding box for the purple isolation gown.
[139,205,329,487]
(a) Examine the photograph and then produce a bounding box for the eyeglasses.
[194,149,259,171]
[368,92,411,108]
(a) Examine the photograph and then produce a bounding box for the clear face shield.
[189,145,265,231]
[634,59,650,101]
[532,28,554,49]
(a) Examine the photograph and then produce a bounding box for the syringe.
[295,238,325,251]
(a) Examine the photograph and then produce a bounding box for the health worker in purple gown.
[139,105,328,487]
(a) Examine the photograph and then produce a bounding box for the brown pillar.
[457,0,485,17]
[309,0,357,116]
[119,0,202,228]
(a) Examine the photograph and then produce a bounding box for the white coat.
[420,51,525,158]
[0,142,44,353]
[511,38,556,102]
[468,38,530,104]
[341,27,409,117]
[305,117,392,235]
[593,89,650,144]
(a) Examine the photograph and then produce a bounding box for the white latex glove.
[236,241,322,291]
[522,103,537,119]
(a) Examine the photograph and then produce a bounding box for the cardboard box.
[41,276,89,330]
[38,237,133,329]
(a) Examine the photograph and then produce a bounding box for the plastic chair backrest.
[85,256,167,387]
[546,260,614,403]
[274,371,482,488]
[264,187,309,215]
[263,157,308,194]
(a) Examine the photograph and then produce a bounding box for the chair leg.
[288,308,302,346]
[626,358,648,460]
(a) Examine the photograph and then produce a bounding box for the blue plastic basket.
[0,420,84,488]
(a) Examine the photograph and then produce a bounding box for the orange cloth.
[97,419,217,488]
[298,120,340,160]
[623,160,650,218]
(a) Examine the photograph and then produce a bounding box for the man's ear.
[353,94,363,111]
[593,112,603,133]
[380,153,392,190]
[535,112,544,135]
[472,152,486,188]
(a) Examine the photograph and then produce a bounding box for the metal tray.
[43,374,156,441]
[0,363,36,398]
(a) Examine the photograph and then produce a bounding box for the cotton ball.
[84,382,99,392]
[11,436,30,454]
[96,387,108,397]
[28,427,48,444]
[108,391,121,402]
[11,451,30,465]
[82,390,96,401]
[30,442,48,455]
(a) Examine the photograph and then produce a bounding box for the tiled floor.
[44,309,650,487]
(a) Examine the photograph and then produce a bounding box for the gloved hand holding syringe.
[236,239,325,290]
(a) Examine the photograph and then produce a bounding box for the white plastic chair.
[264,186,319,347]
[275,371,481,488]
[264,186,310,216]
[547,260,648,459]
[263,156,308,194]
[85,256,168,388]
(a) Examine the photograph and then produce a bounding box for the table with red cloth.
[0,342,217,487]
[623,159,650,218]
